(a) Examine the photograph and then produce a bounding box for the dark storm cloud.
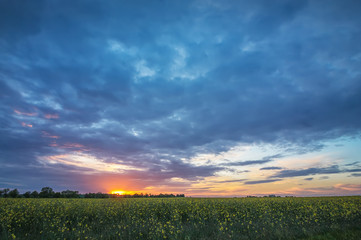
[1,0,361,191]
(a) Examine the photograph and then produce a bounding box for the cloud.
[244,179,282,185]
[214,179,246,183]
[304,177,314,181]
[1,0,361,192]
[334,184,361,192]
[224,154,283,167]
[44,114,59,119]
[260,166,283,170]
[319,176,329,180]
[21,122,33,128]
[224,160,272,166]
[349,173,361,177]
[272,165,361,179]
[0,0,45,42]
[346,168,361,173]
[277,184,361,196]
[345,161,360,166]
[14,109,38,117]
[272,165,341,178]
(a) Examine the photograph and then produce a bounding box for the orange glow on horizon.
[111,190,127,195]
[110,190,138,195]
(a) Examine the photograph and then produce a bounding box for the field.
[1,197,361,239]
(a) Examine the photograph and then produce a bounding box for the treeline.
[0,187,80,198]
[0,187,185,198]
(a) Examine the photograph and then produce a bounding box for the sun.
[111,190,126,195]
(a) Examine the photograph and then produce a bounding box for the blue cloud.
[244,179,282,185]
[260,167,283,170]
[1,0,361,191]
[271,165,361,179]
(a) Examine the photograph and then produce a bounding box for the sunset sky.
[1,0,361,196]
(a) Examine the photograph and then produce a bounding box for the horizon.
[1,0,361,197]
[2,186,361,198]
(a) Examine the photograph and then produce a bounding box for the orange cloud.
[49,142,58,147]
[334,184,361,192]
[60,143,89,152]
[21,122,33,128]
[62,143,85,148]
[41,131,60,139]
[14,109,37,116]
[46,141,88,151]
[45,113,59,119]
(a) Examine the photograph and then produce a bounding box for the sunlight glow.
[111,190,126,195]
[110,190,137,195]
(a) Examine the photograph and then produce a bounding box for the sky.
[0,0,361,197]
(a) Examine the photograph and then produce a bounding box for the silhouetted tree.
[23,191,31,198]
[1,188,10,198]
[30,191,39,198]
[0,187,185,199]
[61,190,79,198]
[53,192,62,198]
[39,187,55,198]
[8,189,19,198]
[84,192,110,198]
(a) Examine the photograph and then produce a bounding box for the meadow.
[1,196,361,239]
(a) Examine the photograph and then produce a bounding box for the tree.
[8,189,19,198]
[23,191,31,198]
[39,187,55,198]
[1,188,10,198]
[61,190,79,198]
[30,191,39,198]
[53,192,62,198]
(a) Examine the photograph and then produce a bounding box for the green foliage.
[0,197,360,239]
[30,191,39,198]
[7,189,19,198]
[39,187,55,198]
[0,188,10,198]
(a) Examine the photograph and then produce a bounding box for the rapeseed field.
[1,197,360,239]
